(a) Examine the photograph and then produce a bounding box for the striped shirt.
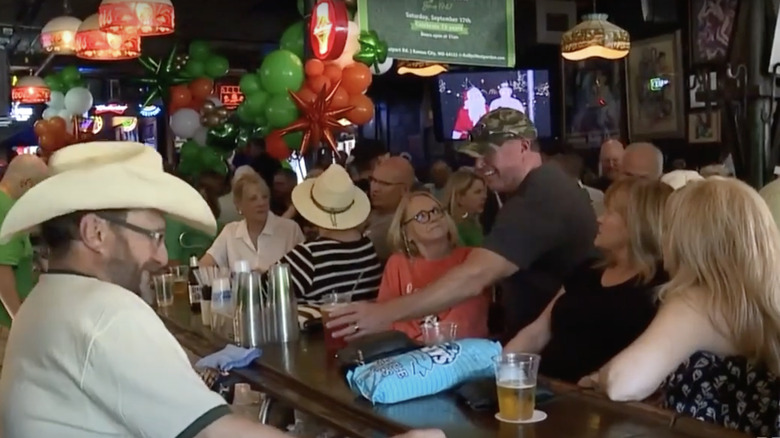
[281,237,382,303]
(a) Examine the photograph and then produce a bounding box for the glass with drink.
[152,273,174,307]
[494,353,541,423]
[321,292,351,354]
[170,265,189,297]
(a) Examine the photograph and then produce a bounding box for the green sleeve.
[0,234,24,266]
[457,221,484,247]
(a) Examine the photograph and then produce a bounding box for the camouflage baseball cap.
[458,108,538,157]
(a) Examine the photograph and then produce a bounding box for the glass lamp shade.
[561,14,631,61]
[75,14,141,60]
[41,16,82,54]
[397,61,448,77]
[99,0,175,36]
[11,76,51,104]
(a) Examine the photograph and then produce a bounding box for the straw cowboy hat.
[661,170,704,191]
[291,164,369,231]
[0,142,216,243]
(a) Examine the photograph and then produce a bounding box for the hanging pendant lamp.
[561,14,630,61]
[41,16,82,54]
[75,14,141,60]
[98,0,175,36]
[11,76,51,104]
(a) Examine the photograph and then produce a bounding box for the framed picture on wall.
[535,0,577,45]
[626,31,686,140]
[688,72,718,109]
[689,0,739,66]
[562,58,628,149]
[688,110,721,143]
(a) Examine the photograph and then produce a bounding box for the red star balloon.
[279,79,354,155]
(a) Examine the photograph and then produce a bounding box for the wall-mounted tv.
[434,69,552,141]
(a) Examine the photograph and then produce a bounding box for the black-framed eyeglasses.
[96,213,165,247]
[403,207,443,225]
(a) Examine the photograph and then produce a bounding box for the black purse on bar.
[336,330,419,374]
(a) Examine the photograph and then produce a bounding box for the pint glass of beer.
[321,292,351,354]
[494,353,541,422]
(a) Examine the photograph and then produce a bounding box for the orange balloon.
[296,88,317,105]
[322,64,343,83]
[34,120,51,137]
[329,87,350,109]
[38,133,58,152]
[341,63,372,95]
[188,98,205,110]
[48,116,67,134]
[189,78,214,101]
[170,85,193,108]
[345,94,374,125]
[305,59,325,77]
[265,131,292,160]
[307,75,332,94]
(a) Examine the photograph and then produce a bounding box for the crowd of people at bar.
[1,106,780,436]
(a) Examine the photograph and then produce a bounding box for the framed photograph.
[688,111,721,143]
[536,0,577,45]
[689,0,739,66]
[562,58,627,149]
[626,31,686,140]
[688,72,718,109]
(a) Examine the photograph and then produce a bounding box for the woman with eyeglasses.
[376,191,489,340]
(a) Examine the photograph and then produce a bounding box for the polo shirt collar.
[233,213,280,247]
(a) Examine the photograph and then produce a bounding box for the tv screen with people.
[435,69,552,140]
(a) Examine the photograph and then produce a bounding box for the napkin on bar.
[195,345,262,372]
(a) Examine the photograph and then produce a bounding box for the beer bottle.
[188,255,202,314]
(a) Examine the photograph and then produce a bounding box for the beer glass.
[170,265,189,297]
[152,273,174,307]
[421,321,458,346]
[321,292,351,354]
[494,353,540,422]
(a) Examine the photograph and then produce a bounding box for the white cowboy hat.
[0,142,216,243]
[291,164,369,231]
[661,170,704,190]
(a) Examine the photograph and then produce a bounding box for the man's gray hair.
[625,142,664,177]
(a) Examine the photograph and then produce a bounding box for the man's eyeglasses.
[96,213,165,247]
[403,207,443,225]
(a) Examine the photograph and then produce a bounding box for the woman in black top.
[504,178,672,383]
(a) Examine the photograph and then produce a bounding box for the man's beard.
[105,234,159,297]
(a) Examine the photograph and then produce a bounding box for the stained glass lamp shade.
[75,14,141,60]
[41,16,82,54]
[99,0,175,36]
[12,76,51,104]
[561,14,631,61]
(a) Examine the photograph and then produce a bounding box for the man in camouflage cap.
[327,108,599,347]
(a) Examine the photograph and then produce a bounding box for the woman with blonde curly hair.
[376,191,489,340]
[587,177,780,436]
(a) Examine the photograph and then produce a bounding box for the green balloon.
[44,75,65,93]
[253,115,268,127]
[239,74,263,95]
[189,40,212,60]
[279,21,305,60]
[297,0,304,15]
[244,90,269,117]
[202,147,227,174]
[184,59,206,78]
[205,55,230,79]
[236,104,255,124]
[281,160,293,170]
[65,78,85,91]
[264,93,300,128]
[282,131,304,150]
[60,66,81,85]
[180,140,202,163]
[258,49,304,95]
[206,123,239,152]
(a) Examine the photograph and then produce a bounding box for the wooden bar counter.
[158,303,747,438]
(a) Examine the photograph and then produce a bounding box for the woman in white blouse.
[201,170,304,271]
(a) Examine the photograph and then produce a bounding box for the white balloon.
[42,108,59,120]
[47,91,65,110]
[193,126,209,146]
[330,21,361,69]
[64,87,94,116]
[58,109,73,120]
[372,57,395,75]
[170,109,202,139]
[206,96,223,107]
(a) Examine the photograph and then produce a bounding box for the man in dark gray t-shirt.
[326,108,598,341]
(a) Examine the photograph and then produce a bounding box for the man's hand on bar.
[327,300,389,340]
[393,429,446,438]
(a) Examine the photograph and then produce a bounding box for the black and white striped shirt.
[281,237,382,303]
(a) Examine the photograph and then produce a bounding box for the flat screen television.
[434,69,552,141]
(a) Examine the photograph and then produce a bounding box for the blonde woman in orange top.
[376,191,489,340]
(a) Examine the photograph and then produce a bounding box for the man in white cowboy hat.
[0,142,442,438]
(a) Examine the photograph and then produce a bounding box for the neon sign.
[309,0,349,61]
[94,104,128,115]
[218,85,244,109]
[10,103,33,122]
[139,105,161,117]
